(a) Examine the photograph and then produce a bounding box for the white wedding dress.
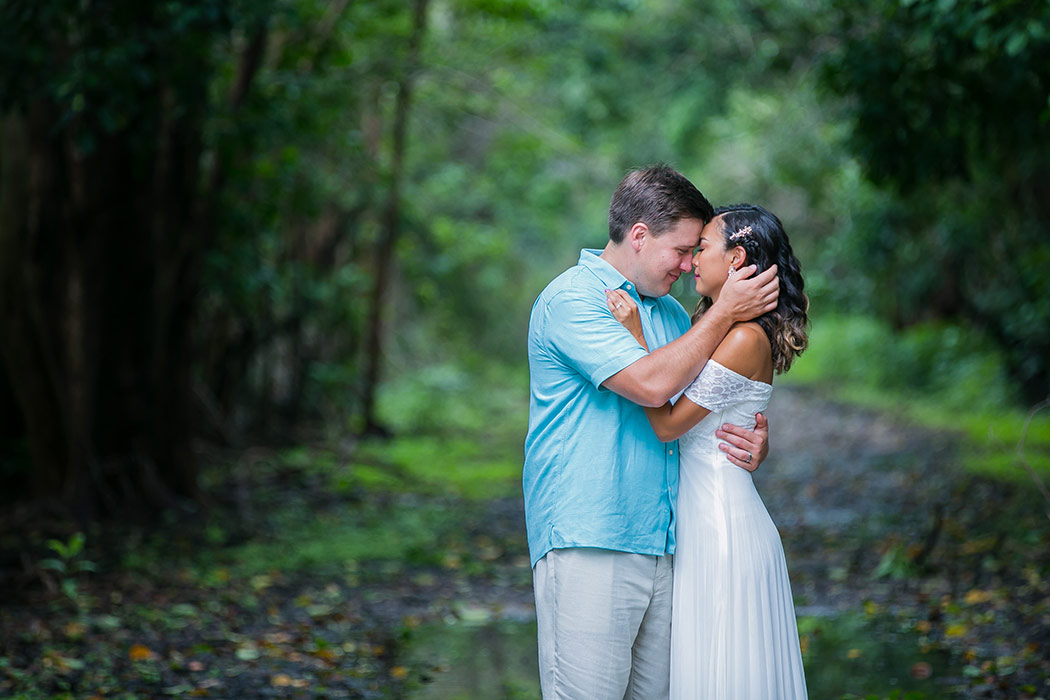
[671,360,808,699]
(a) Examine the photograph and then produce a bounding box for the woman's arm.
[606,289,711,440]
[639,396,711,443]
[607,291,769,452]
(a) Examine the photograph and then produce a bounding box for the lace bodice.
[678,360,772,454]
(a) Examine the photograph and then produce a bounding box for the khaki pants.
[533,548,673,700]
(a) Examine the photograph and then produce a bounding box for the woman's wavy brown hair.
[692,204,809,374]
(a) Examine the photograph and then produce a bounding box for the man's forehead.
[659,218,702,246]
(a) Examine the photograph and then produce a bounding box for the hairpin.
[729,225,753,242]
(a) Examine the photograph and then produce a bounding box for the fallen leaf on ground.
[129,644,154,661]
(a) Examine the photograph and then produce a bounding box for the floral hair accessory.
[729,225,753,242]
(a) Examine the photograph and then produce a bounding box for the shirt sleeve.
[544,288,649,389]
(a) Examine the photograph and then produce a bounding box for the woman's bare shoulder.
[711,322,772,381]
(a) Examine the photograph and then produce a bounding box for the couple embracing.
[523,165,810,699]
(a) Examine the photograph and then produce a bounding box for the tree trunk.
[0,4,257,520]
[360,0,430,437]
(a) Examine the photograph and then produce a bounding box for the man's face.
[634,218,703,297]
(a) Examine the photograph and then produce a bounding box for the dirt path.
[761,385,960,613]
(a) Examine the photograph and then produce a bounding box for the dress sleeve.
[682,360,754,411]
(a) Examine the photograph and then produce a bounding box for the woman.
[606,203,809,699]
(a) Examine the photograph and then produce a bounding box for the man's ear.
[628,222,649,252]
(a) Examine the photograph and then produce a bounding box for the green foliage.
[823,0,1050,189]
[4,0,1048,507]
[819,0,1050,399]
[38,533,96,608]
[0,0,246,147]
[873,543,918,581]
[786,314,1050,480]
[375,360,528,439]
[787,315,1017,409]
[796,613,955,699]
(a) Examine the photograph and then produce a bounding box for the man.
[523,165,779,699]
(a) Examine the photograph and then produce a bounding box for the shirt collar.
[579,248,631,290]
[578,248,652,304]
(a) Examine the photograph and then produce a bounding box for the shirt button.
[668,449,674,455]
[625,284,632,290]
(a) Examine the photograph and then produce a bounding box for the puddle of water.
[406,613,960,700]
[799,614,960,699]
[407,618,540,700]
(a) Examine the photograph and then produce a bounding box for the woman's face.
[692,217,738,299]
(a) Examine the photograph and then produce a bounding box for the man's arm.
[602,264,779,407]
[605,289,774,472]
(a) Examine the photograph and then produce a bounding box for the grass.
[7,342,1047,699]
[192,363,530,580]
[783,314,1050,481]
[354,436,524,501]
[2,362,536,700]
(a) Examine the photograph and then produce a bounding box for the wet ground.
[2,385,1047,698]
[402,385,1050,699]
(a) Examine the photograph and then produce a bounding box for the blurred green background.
[2,0,1048,504]
[1,1,1048,698]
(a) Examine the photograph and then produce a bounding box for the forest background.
[1,0,1049,699]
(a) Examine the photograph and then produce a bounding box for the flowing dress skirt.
[671,363,807,699]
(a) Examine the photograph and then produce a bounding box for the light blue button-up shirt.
[523,249,692,567]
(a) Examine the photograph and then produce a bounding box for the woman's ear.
[730,245,748,270]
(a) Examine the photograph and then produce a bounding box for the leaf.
[1005,32,1028,56]
[945,623,968,638]
[873,544,914,579]
[39,558,66,572]
[162,684,195,695]
[271,674,308,688]
[68,532,86,556]
[910,661,932,679]
[46,539,69,559]
[64,621,86,639]
[235,645,260,661]
[963,589,992,605]
[315,647,338,662]
[129,644,155,661]
[94,614,122,630]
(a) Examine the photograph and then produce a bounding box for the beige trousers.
[533,548,673,700]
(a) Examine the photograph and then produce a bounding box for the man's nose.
[680,256,693,271]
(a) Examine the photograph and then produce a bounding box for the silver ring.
[616,303,623,309]
[745,451,753,464]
